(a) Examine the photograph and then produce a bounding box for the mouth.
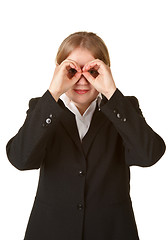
[74,89,89,94]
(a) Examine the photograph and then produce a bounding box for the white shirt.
[60,93,102,141]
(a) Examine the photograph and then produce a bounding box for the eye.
[68,68,77,78]
[69,68,77,74]
[88,69,99,78]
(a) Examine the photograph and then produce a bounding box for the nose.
[76,74,89,85]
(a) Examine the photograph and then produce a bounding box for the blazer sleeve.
[101,88,166,167]
[6,90,65,170]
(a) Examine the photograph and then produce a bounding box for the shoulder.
[126,96,139,108]
[26,93,65,114]
[28,97,40,108]
[101,91,139,108]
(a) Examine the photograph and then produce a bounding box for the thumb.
[71,72,82,83]
[82,72,95,85]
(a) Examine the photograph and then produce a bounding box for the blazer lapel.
[58,99,83,152]
[57,97,108,157]
[81,105,107,157]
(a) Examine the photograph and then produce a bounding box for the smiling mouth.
[74,89,89,94]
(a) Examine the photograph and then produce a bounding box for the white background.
[0,0,168,239]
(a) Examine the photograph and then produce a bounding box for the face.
[65,48,99,114]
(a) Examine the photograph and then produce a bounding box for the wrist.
[48,89,61,102]
[103,87,117,100]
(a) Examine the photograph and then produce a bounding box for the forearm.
[101,89,166,167]
[6,90,64,170]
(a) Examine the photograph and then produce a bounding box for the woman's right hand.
[48,59,82,101]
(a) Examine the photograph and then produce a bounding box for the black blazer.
[6,88,166,240]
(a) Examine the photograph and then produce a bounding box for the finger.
[83,59,102,71]
[60,61,80,79]
[63,59,81,72]
[61,60,76,70]
[71,72,82,83]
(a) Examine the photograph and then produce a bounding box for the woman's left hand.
[82,59,117,99]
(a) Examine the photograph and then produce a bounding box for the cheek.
[91,88,99,96]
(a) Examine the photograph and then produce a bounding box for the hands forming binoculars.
[49,58,116,101]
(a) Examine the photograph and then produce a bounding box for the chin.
[72,98,91,106]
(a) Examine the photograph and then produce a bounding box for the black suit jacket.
[6,88,166,240]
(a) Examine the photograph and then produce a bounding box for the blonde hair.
[55,31,111,67]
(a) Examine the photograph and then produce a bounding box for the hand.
[82,59,117,99]
[49,59,82,101]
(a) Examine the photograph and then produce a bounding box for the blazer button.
[116,113,121,119]
[78,170,85,176]
[46,118,52,124]
[77,203,84,210]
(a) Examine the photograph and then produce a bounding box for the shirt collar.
[60,92,102,117]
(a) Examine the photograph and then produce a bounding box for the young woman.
[6,31,166,240]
